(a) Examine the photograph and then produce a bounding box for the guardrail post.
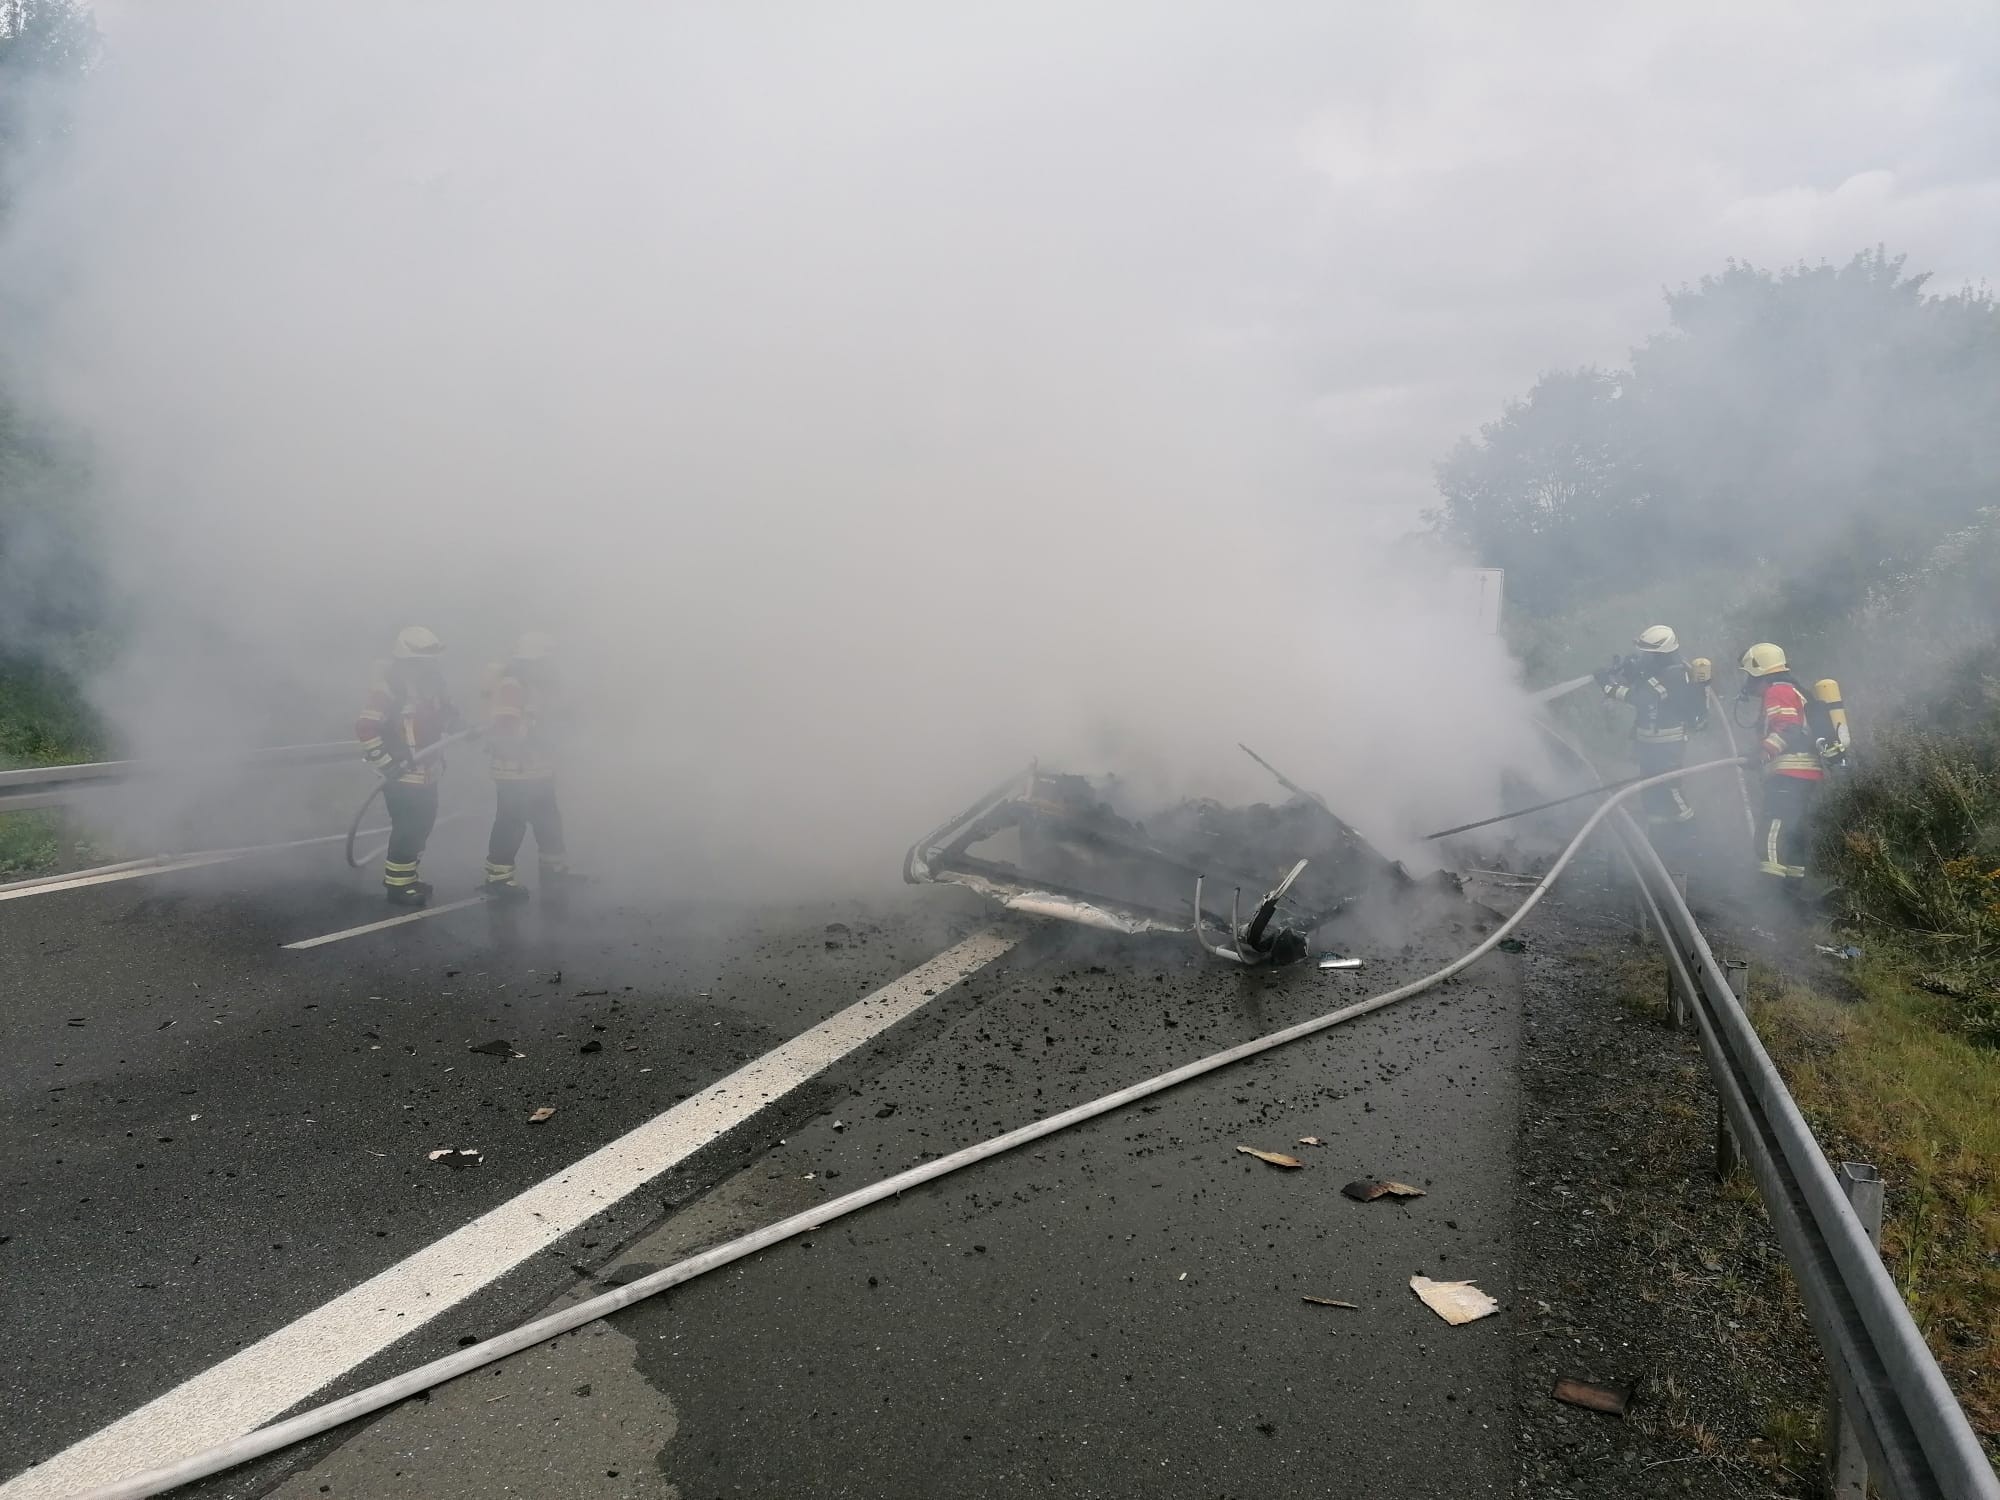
[1826,1162,1884,1499]
[1713,961,1750,1179]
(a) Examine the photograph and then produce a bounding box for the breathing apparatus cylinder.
[1812,678,1851,763]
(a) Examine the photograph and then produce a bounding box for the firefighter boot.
[479,861,531,903]
[385,879,433,909]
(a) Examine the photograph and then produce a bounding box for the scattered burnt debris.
[903,763,1410,965]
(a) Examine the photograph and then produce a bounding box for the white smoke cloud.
[2,2,1991,890]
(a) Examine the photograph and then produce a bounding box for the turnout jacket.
[356,661,456,786]
[484,662,558,782]
[1610,658,1703,744]
[1756,675,1824,782]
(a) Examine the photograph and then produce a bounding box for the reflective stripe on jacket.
[356,662,453,786]
[1759,679,1824,782]
[1612,660,1698,744]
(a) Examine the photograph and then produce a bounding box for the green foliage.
[1434,251,2000,625]
[0,649,101,763]
[0,0,104,807]
[0,0,100,166]
[1433,367,1653,614]
[1819,715,2000,1039]
[0,808,61,875]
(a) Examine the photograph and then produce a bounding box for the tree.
[1432,251,2000,628]
[1429,367,1651,615]
[0,0,99,172]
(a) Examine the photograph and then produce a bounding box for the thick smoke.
[4,4,1986,891]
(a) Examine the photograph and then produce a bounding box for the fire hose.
[84,755,1749,1500]
[341,729,479,869]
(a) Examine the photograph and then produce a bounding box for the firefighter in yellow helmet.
[356,626,462,907]
[1596,625,1703,839]
[478,631,570,900]
[1739,642,1822,896]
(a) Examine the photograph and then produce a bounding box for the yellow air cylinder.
[1689,657,1712,685]
[1812,678,1851,753]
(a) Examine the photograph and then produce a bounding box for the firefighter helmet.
[514,630,555,661]
[1634,625,1679,654]
[392,626,445,660]
[1740,642,1788,677]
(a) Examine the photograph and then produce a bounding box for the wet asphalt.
[3,821,1526,1500]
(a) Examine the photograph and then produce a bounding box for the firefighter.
[356,626,461,907]
[479,630,570,900]
[1596,625,1703,835]
[1739,641,1822,895]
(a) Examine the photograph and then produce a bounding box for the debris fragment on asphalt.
[1297,1136,1326,1147]
[1317,954,1363,970]
[1341,1178,1426,1202]
[1409,1275,1498,1325]
[427,1148,483,1168]
[576,988,609,997]
[1301,1296,1359,1309]
[1552,1377,1633,1416]
[1497,937,1528,953]
[528,1107,556,1123]
[466,1039,515,1058]
[1237,1145,1305,1169]
[578,1039,603,1054]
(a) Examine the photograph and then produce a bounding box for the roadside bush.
[1821,724,2000,1040]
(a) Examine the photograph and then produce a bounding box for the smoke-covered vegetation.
[1436,249,2000,1027]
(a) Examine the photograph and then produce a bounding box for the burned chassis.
[903,764,1405,966]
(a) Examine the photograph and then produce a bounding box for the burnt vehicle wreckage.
[903,752,1437,966]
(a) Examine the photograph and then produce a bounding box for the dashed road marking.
[0,926,1021,1499]
[281,894,487,948]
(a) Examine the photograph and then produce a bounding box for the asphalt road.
[2,813,1526,1500]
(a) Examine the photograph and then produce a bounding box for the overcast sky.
[1253,2,2000,530]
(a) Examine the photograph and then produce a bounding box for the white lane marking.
[0,927,1018,1499]
[281,895,487,948]
[0,852,239,900]
[0,816,465,903]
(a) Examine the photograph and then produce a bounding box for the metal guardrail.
[1614,809,1998,1499]
[0,742,357,813]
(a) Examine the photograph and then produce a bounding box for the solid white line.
[281,894,487,949]
[0,927,1018,1500]
[0,823,400,903]
[0,854,226,900]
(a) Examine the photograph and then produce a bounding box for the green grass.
[0,653,103,876]
[1752,964,2000,1445]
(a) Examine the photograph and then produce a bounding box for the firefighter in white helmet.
[1596,625,1704,836]
[478,630,571,900]
[355,626,462,907]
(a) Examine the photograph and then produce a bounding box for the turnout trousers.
[1757,773,1817,887]
[382,781,439,891]
[1635,738,1695,828]
[485,777,567,885]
